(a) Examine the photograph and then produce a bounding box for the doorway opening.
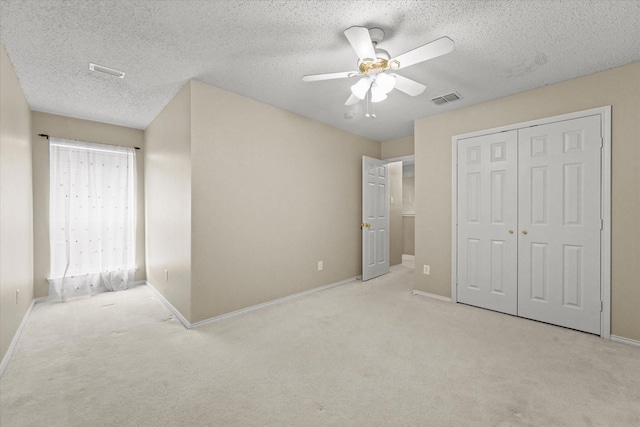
[386,155,415,270]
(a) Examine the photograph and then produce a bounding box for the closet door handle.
[508,230,514,234]
[522,230,528,235]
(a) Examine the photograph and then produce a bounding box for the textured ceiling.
[1,0,639,142]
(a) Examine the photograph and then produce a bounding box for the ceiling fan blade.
[302,71,358,82]
[389,36,454,70]
[345,94,360,106]
[344,26,376,61]
[391,74,426,96]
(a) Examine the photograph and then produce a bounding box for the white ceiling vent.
[431,92,462,105]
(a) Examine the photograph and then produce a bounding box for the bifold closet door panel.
[457,130,518,315]
[517,115,602,334]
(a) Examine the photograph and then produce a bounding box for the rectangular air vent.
[431,92,462,105]
[89,63,125,79]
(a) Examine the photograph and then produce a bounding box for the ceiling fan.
[302,26,454,106]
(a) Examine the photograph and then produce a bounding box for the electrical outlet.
[423,265,431,275]
[318,261,323,271]
[164,269,169,281]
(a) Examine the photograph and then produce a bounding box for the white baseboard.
[190,276,358,329]
[0,296,46,377]
[611,335,640,348]
[146,276,358,330]
[412,289,452,302]
[143,281,191,329]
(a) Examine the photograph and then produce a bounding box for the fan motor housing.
[359,58,387,75]
[358,48,392,75]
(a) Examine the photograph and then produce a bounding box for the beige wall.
[31,112,146,298]
[189,80,380,322]
[381,136,414,159]
[402,216,415,256]
[389,162,403,266]
[402,176,415,215]
[144,83,192,321]
[415,62,640,341]
[0,43,34,362]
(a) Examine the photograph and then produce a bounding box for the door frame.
[361,155,415,279]
[450,106,611,339]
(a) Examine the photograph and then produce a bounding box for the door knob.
[522,230,528,235]
[508,230,514,234]
[361,222,371,228]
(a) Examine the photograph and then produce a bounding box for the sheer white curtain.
[48,137,136,301]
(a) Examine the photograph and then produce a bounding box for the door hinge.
[600,137,603,148]
[600,301,603,312]
[600,219,603,230]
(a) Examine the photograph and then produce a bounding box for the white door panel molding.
[451,106,611,338]
[362,156,390,281]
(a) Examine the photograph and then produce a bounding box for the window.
[48,137,136,301]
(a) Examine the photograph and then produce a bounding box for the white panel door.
[457,130,519,315]
[518,115,602,334]
[362,156,389,281]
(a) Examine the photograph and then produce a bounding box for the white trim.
[189,277,358,329]
[451,106,612,141]
[412,290,452,302]
[0,296,47,377]
[451,106,612,339]
[48,266,139,282]
[451,136,458,304]
[611,335,640,348]
[383,154,415,164]
[143,281,191,328]
[600,106,612,340]
[146,276,358,330]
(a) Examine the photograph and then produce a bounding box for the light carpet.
[1,263,639,426]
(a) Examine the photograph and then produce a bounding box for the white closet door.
[517,115,602,334]
[457,130,519,315]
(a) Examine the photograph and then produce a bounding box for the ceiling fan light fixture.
[370,85,387,103]
[302,26,455,110]
[351,77,371,99]
[376,73,396,94]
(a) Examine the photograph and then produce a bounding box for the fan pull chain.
[365,90,370,118]
[365,88,377,119]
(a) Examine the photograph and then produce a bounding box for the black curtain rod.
[38,133,140,150]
